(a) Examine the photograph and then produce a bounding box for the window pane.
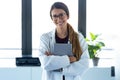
[32,0,78,56]
[87,0,120,58]
[0,0,21,57]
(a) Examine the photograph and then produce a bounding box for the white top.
[39,29,89,80]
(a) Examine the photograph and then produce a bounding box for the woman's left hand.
[45,51,52,56]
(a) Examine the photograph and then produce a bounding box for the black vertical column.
[78,0,86,38]
[22,0,32,57]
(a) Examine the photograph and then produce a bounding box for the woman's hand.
[45,51,52,56]
[69,56,77,63]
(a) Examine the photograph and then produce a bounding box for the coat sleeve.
[62,33,89,76]
[39,33,71,71]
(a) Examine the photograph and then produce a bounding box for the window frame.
[22,0,32,57]
[78,0,86,38]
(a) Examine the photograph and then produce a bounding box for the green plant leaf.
[86,32,105,59]
[90,32,98,41]
[99,42,105,46]
[85,38,90,41]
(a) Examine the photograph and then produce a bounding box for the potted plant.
[85,32,105,66]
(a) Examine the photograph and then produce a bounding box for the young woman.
[39,2,89,80]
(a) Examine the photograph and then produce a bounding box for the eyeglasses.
[52,13,66,20]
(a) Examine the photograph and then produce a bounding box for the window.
[32,0,78,56]
[0,0,21,58]
[87,0,120,58]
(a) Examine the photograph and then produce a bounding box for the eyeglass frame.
[52,13,66,20]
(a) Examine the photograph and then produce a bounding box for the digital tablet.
[53,43,73,56]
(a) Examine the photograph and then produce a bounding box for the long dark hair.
[50,2,69,19]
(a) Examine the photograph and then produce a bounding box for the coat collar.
[50,28,56,43]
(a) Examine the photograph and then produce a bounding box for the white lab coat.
[39,29,89,80]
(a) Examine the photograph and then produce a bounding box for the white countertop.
[0,58,115,68]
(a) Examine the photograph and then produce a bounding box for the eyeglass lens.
[52,13,65,19]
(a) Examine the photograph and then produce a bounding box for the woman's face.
[51,8,69,29]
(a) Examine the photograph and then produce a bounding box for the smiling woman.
[38,1,89,80]
[32,0,78,55]
[51,8,68,28]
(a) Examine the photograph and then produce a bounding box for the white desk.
[0,58,115,80]
[81,59,116,80]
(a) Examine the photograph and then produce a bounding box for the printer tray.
[16,57,41,66]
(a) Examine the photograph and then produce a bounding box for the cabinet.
[0,58,41,80]
[0,67,31,80]
[32,67,42,80]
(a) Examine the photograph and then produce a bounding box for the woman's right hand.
[69,56,77,63]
